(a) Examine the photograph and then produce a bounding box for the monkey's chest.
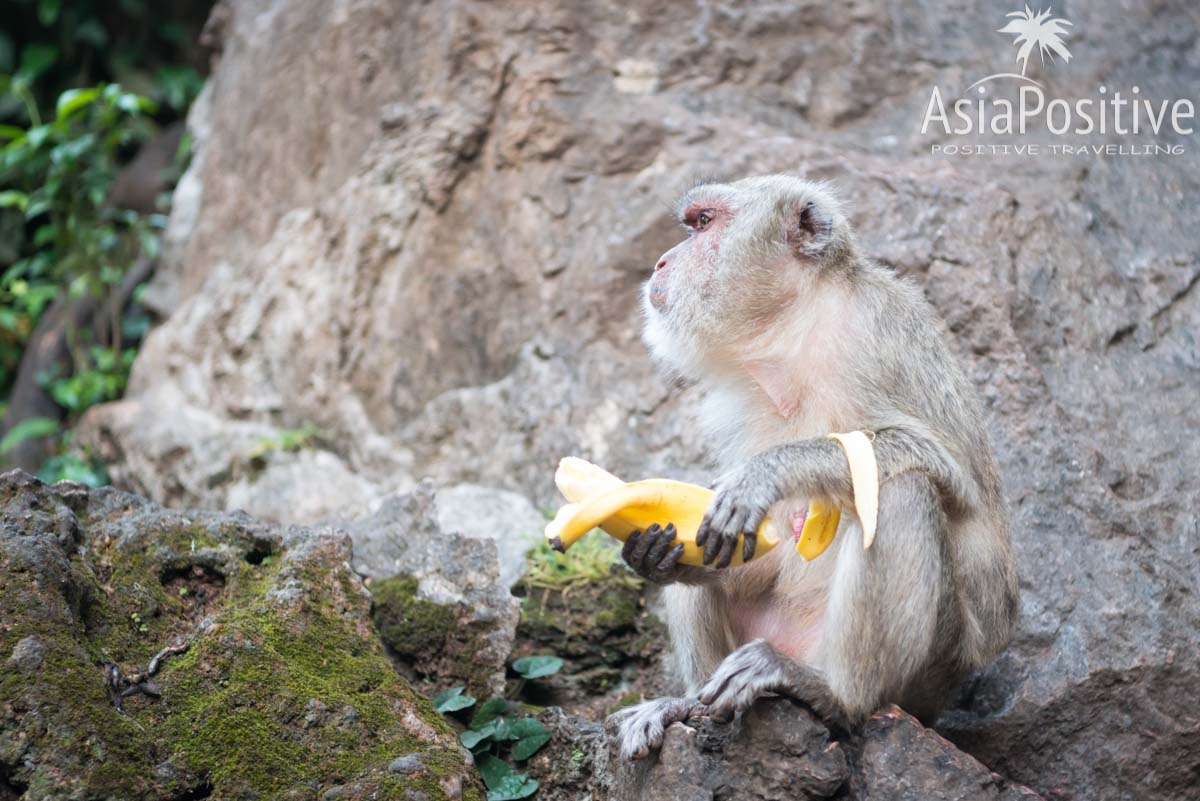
[726,497,845,661]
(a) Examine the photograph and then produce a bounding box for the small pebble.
[388,754,424,774]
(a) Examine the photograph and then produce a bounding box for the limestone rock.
[0,470,481,801]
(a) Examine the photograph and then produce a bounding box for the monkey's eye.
[696,212,712,229]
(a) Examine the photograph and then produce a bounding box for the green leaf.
[477,754,513,790]
[0,125,25,142]
[433,686,476,714]
[0,416,60,454]
[73,19,108,48]
[0,191,27,211]
[37,0,62,26]
[486,766,538,801]
[508,718,550,759]
[17,44,57,82]
[56,87,100,119]
[117,92,156,115]
[471,697,508,730]
[37,453,108,487]
[459,723,494,750]
[512,655,564,679]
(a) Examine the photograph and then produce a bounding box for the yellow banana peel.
[545,457,779,567]
[545,432,878,568]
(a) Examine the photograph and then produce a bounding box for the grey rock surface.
[344,480,520,696]
[434,483,546,588]
[528,699,1043,801]
[73,1,1200,799]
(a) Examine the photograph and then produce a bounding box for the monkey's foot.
[697,639,792,722]
[608,696,700,760]
[698,639,845,727]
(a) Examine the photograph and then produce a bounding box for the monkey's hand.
[621,524,714,585]
[696,460,781,568]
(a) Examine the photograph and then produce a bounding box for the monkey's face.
[643,175,847,378]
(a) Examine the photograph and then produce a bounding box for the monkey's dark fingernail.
[646,523,660,535]
[664,522,677,538]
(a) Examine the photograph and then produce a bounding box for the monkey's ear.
[787,200,835,259]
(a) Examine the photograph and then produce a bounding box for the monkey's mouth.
[648,277,669,310]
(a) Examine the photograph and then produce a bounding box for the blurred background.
[0,2,1197,800]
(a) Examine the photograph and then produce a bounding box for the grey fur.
[614,175,1018,760]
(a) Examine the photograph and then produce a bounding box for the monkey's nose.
[654,258,668,272]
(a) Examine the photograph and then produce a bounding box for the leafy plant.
[0,82,161,395]
[0,0,212,125]
[432,686,477,713]
[247,423,322,463]
[512,655,564,680]
[430,655,563,800]
[0,79,166,480]
[0,414,56,453]
[522,528,641,592]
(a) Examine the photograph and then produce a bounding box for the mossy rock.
[512,576,669,717]
[371,576,501,698]
[0,470,482,801]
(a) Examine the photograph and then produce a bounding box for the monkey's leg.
[609,696,701,760]
[818,472,952,724]
[698,473,951,728]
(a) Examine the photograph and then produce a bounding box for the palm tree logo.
[998,5,1073,77]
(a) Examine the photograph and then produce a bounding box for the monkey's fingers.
[656,543,685,579]
[621,529,642,565]
[713,533,739,569]
[697,661,753,707]
[646,526,675,566]
[741,528,757,563]
[630,523,660,565]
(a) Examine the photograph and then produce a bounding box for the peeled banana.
[545,432,879,568]
[544,457,780,568]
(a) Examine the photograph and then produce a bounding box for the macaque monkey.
[611,175,1018,759]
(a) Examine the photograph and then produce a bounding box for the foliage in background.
[0,0,211,482]
[0,0,210,124]
[0,83,161,479]
[431,656,563,801]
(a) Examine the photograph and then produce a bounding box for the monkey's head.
[642,175,853,378]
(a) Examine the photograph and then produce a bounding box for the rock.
[528,700,1042,801]
[346,481,519,697]
[514,571,670,719]
[389,754,425,775]
[71,2,1200,799]
[5,636,45,673]
[434,483,546,589]
[0,469,482,801]
[853,707,1045,801]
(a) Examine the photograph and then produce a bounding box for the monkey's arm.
[697,427,970,568]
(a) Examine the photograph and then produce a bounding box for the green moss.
[372,576,457,659]
[0,481,480,800]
